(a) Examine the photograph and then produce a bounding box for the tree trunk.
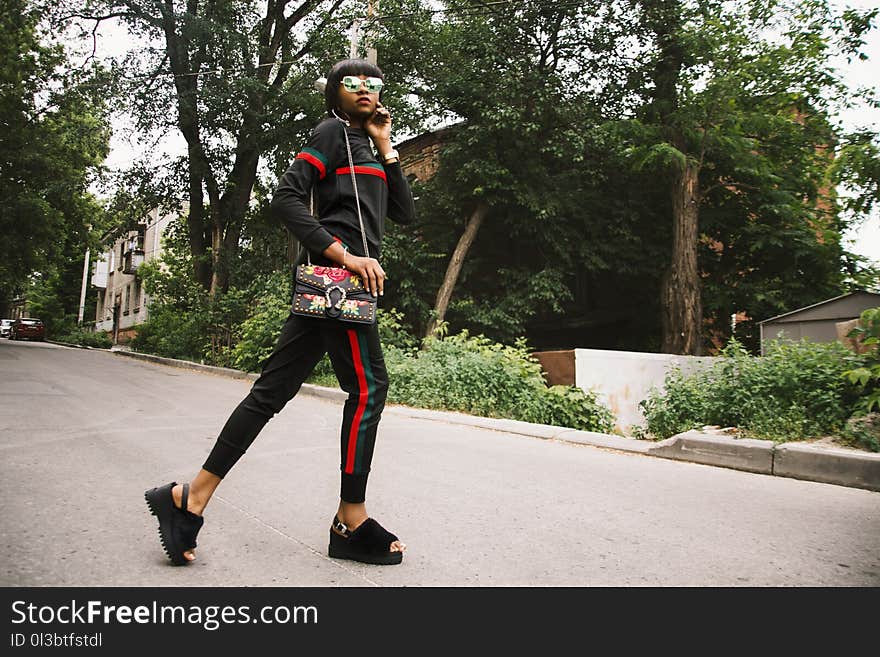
[186,164,211,290]
[661,158,702,354]
[642,0,703,354]
[425,201,488,339]
[153,0,340,295]
[209,120,263,295]
[209,220,226,295]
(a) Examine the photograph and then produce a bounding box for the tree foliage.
[0,0,110,319]
[380,0,649,342]
[608,0,878,353]
[43,0,880,359]
[57,0,431,296]
[380,0,878,353]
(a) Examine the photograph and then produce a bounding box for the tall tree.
[392,0,621,339]
[377,0,875,353]
[627,0,876,354]
[0,0,110,316]
[60,0,359,294]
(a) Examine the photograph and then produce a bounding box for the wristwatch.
[382,149,400,163]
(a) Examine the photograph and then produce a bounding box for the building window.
[124,284,130,315]
[133,278,141,313]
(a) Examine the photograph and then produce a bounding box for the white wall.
[574,348,716,434]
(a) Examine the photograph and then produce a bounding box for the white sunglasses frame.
[340,76,384,93]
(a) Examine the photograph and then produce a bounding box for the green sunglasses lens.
[364,77,384,92]
[341,76,361,91]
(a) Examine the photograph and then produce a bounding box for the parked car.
[10,318,45,341]
[0,319,13,338]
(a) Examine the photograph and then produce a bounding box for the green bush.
[56,326,112,348]
[307,355,339,387]
[635,367,710,440]
[377,307,420,350]
[639,338,858,442]
[384,331,615,432]
[228,272,291,372]
[132,254,613,432]
[843,307,880,413]
[130,303,211,361]
[839,308,880,452]
[133,267,265,366]
[840,413,880,452]
[131,256,215,361]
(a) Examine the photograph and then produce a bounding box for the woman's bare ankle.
[336,502,368,529]
[171,470,221,516]
[172,482,209,516]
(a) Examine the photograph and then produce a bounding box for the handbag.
[291,116,377,325]
[291,264,376,324]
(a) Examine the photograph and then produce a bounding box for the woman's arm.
[367,106,415,225]
[383,161,416,225]
[271,120,339,255]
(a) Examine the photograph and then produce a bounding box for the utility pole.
[366,0,378,65]
[350,0,378,64]
[78,247,90,325]
[350,18,361,58]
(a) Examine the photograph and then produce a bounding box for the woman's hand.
[320,242,384,296]
[366,102,392,147]
[347,255,385,297]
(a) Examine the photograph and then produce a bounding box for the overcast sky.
[78,0,880,264]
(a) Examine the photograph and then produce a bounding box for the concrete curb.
[117,349,258,380]
[649,430,775,475]
[774,442,880,493]
[109,349,880,493]
[554,429,655,454]
[646,431,880,492]
[45,339,100,350]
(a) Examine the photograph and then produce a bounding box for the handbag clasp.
[324,285,347,318]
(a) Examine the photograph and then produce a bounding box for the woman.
[145,59,414,567]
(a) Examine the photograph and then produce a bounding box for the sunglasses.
[341,75,384,93]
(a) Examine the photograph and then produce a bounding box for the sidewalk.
[56,341,879,493]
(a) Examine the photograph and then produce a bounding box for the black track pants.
[202,312,389,503]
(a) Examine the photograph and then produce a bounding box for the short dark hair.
[324,59,385,115]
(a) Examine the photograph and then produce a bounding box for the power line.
[367,0,590,23]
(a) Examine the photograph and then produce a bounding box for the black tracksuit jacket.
[271,116,415,263]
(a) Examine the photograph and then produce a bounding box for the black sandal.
[144,482,204,566]
[328,516,404,565]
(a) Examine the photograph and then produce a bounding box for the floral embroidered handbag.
[292,264,376,324]
[291,116,377,325]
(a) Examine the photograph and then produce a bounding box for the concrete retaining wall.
[574,348,716,433]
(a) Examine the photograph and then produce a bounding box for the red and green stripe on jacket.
[295,147,387,183]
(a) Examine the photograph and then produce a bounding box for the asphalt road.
[1,339,878,586]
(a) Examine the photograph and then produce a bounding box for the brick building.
[396,126,456,183]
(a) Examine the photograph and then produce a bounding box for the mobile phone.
[371,102,390,125]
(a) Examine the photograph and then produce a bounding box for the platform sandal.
[328,515,404,565]
[144,482,204,566]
